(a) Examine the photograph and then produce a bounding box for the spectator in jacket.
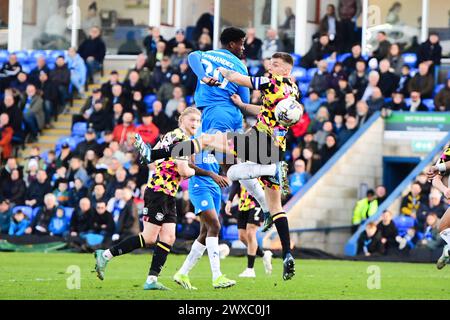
[26,193,58,235]
[418,213,443,250]
[167,28,193,55]
[396,65,411,97]
[434,78,450,112]
[66,156,90,185]
[90,200,115,244]
[3,169,26,206]
[73,87,103,125]
[309,60,330,96]
[319,4,341,48]
[78,26,106,82]
[408,62,434,99]
[385,91,408,112]
[88,100,111,134]
[349,59,369,100]
[361,71,380,102]
[288,159,311,195]
[378,59,400,98]
[417,190,447,230]
[53,179,70,207]
[74,128,100,159]
[372,31,391,62]
[113,188,140,241]
[338,0,362,52]
[151,100,170,135]
[22,84,45,143]
[196,33,213,52]
[320,133,338,165]
[262,28,283,60]
[50,56,71,109]
[367,87,385,112]
[70,198,94,237]
[387,43,405,75]
[352,189,378,233]
[8,209,30,236]
[409,91,428,112]
[101,71,121,102]
[136,113,160,147]
[355,100,373,128]
[123,70,146,101]
[107,84,130,113]
[0,95,23,137]
[90,184,108,209]
[0,113,13,160]
[10,72,29,95]
[143,26,167,57]
[37,71,59,127]
[177,212,201,241]
[68,178,88,208]
[417,32,442,70]
[343,44,365,75]
[300,33,336,69]
[377,210,398,254]
[151,56,174,91]
[358,222,384,256]
[0,54,22,92]
[106,169,128,200]
[400,182,422,217]
[49,207,69,237]
[179,60,196,96]
[157,73,184,105]
[113,112,136,145]
[244,28,263,67]
[25,169,52,208]
[0,198,12,234]
[29,55,51,86]
[67,47,87,97]
[170,42,190,69]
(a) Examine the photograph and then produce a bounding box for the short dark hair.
[367,189,375,197]
[378,31,387,36]
[220,27,246,46]
[272,52,294,66]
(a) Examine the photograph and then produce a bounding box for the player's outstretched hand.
[231,94,243,108]
[202,76,221,87]
[427,165,439,181]
[211,173,230,188]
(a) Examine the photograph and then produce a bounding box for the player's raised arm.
[218,67,253,88]
[188,51,220,87]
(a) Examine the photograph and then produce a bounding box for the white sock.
[227,163,276,181]
[206,237,222,281]
[179,240,207,275]
[239,179,270,213]
[102,249,114,261]
[440,228,450,247]
[146,275,157,284]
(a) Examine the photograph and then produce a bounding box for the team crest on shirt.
[155,212,164,222]
[201,200,209,207]
[143,208,148,216]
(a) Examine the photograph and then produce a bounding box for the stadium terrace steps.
[263,113,384,255]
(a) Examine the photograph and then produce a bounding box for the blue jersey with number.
[191,49,250,133]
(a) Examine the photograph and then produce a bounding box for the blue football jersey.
[189,150,221,191]
[193,49,250,109]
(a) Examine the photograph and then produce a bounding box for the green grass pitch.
[0,252,449,300]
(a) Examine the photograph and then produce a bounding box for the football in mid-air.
[274,97,304,127]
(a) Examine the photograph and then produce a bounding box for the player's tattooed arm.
[231,94,262,116]
[218,67,253,88]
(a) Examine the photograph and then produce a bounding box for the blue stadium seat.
[29,50,48,61]
[393,215,416,237]
[249,66,260,76]
[13,50,29,64]
[13,206,33,220]
[144,94,157,110]
[298,82,309,96]
[63,207,75,221]
[72,122,87,138]
[291,54,302,67]
[56,136,79,153]
[434,84,445,97]
[409,68,418,77]
[0,50,9,63]
[422,99,435,111]
[223,225,239,241]
[32,207,40,220]
[186,95,195,106]
[384,97,393,104]
[291,67,307,82]
[49,50,66,61]
[307,68,318,82]
[402,53,418,68]
[337,53,352,63]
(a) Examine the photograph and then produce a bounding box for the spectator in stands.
[288,159,311,196]
[338,115,358,148]
[319,4,341,49]
[309,106,330,133]
[196,33,213,52]
[367,87,385,112]
[22,84,45,143]
[70,198,93,237]
[378,59,399,98]
[193,4,214,42]
[78,26,106,83]
[361,70,380,102]
[38,71,59,127]
[279,7,296,52]
[3,169,26,206]
[262,29,283,60]
[417,190,447,230]
[74,87,102,125]
[113,188,140,242]
[434,78,450,112]
[10,72,29,95]
[165,87,186,118]
[50,56,71,110]
[0,95,23,137]
[396,65,411,97]
[49,207,69,237]
[81,2,101,36]
[244,28,263,67]
[167,28,193,55]
[108,84,130,113]
[179,60,197,96]
[68,178,88,208]
[74,128,100,159]
[287,112,311,147]
[357,222,384,256]
[375,185,387,204]
[151,56,174,91]
[90,184,108,209]
[90,200,115,246]
[0,198,12,234]
[320,133,338,165]
[387,43,405,75]
[385,91,408,112]
[304,91,323,114]
[0,54,22,93]
[143,26,167,57]
[309,60,330,97]
[352,189,378,233]
[418,213,443,250]
[56,143,73,169]
[301,147,321,176]
[177,212,201,241]
[372,31,391,62]
[151,100,170,135]
[0,157,18,184]
[338,0,362,52]
[315,121,334,149]
[128,54,152,89]
[300,33,336,69]
[9,209,30,236]
[0,113,13,161]
[343,92,357,116]
[101,71,121,102]
[417,32,442,70]
[26,193,58,235]
[113,112,136,145]
[123,70,146,101]
[29,55,51,86]
[136,113,160,147]
[88,100,111,134]
[409,91,428,112]
[171,43,190,69]
[67,156,89,185]
[349,59,368,100]
[168,101,187,131]
[400,182,422,217]
[106,169,128,200]
[25,169,52,208]
[84,150,98,177]
[97,131,113,155]
[355,100,373,128]
[343,44,365,75]
[324,88,345,118]
[157,73,183,104]
[53,179,70,207]
[377,210,398,254]
[67,47,87,97]
[408,62,434,99]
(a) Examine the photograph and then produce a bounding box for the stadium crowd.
[0,4,448,252]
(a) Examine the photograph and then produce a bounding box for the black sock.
[247,255,256,269]
[109,234,145,257]
[150,140,199,162]
[149,241,172,277]
[273,213,291,259]
[256,247,264,258]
